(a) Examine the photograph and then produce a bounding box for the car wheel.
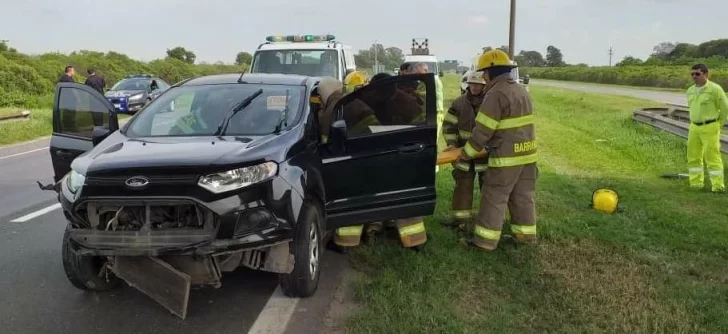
[61,225,120,291]
[278,199,323,298]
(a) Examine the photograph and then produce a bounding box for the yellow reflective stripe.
[475,113,534,130]
[444,113,458,124]
[488,153,537,167]
[474,225,501,241]
[459,130,472,139]
[454,162,470,171]
[453,210,471,218]
[398,221,425,237]
[444,133,458,141]
[336,225,363,236]
[474,164,488,172]
[511,224,536,235]
[321,134,329,143]
[463,141,480,157]
[475,112,499,130]
[499,114,534,129]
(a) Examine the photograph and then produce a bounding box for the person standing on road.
[458,49,538,251]
[58,65,76,83]
[685,63,728,193]
[442,71,488,231]
[84,68,106,94]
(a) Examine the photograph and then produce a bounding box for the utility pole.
[608,46,614,66]
[508,0,516,59]
[373,39,379,73]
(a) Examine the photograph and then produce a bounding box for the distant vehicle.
[249,34,357,82]
[404,38,443,77]
[105,74,170,115]
[42,71,440,319]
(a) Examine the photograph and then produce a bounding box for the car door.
[50,83,117,182]
[320,73,437,228]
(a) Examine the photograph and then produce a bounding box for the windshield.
[125,83,305,137]
[111,78,151,91]
[421,62,438,73]
[251,49,339,78]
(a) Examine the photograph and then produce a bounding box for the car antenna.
[215,88,264,137]
[273,89,290,134]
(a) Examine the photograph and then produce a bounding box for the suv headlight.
[129,93,144,101]
[66,169,86,194]
[198,162,278,193]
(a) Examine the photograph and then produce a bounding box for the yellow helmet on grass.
[591,188,620,214]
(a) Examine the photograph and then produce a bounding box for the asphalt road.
[530,79,688,106]
[0,137,347,334]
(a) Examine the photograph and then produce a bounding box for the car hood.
[72,131,280,177]
[105,90,145,97]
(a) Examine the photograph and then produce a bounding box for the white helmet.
[466,71,486,85]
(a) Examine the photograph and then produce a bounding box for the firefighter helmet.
[477,49,517,71]
[344,71,368,90]
[591,188,619,214]
[466,71,486,85]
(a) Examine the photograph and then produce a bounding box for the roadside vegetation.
[521,39,728,90]
[342,75,728,333]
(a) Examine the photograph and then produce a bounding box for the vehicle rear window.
[124,83,305,137]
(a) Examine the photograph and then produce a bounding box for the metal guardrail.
[632,104,728,154]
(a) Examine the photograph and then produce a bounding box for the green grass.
[0,107,52,146]
[342,76,728,333]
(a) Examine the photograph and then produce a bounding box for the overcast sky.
[1,0,725,66]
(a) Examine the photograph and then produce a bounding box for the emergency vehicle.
[249,34,357,82]
[404,38,443,77]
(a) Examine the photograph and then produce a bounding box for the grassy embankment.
[342,74,728,333]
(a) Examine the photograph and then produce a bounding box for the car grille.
[85,175,199,186]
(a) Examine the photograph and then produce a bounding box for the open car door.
[320,73,438,228]
[50,83,118,183]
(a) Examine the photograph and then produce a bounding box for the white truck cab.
[249,34,357,82]
[404,38,443,77]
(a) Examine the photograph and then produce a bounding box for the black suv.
[47,72,438,318]
[105,74,170,115]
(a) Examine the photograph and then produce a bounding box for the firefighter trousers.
[451,167,486,225]
[471,163,538,250]
[333,218,426,248]
[687,122,725,192]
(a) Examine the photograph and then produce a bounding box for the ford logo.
[125,176,150,189]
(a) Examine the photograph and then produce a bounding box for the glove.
[443,145,458,152]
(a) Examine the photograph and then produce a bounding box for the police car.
[105,74,171,115]
[249,34,357,82]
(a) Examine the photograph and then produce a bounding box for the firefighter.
[442,71,488,230]
[458,49,538,251]
[325,71,382,248]
[685,63,728,192]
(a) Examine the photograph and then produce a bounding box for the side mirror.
[91,126,112,146]
[328,119,348,154]
[438,71,444,77]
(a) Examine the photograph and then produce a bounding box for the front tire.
[278,199,323,298]
[61,225,120,291]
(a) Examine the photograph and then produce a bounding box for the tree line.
[616,39,728,68]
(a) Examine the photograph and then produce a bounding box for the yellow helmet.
[344,71,368,90]
[477,49,517,71]
[591,188,619,214]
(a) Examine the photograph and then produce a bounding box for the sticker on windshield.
[267,96,287,111]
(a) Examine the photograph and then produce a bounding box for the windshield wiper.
[214,88,264,136]
[273,89,291,134]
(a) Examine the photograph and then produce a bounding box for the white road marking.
[0,147,48,161]
[248,286,300,334]
[10,203,61,223]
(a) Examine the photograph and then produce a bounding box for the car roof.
[179,73,315,87]
[257,42,350,51]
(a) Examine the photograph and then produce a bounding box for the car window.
[125,83,305,137]
[111,78,150,91]
[57,86,111,137]
[338,76,427,138]
[252,49,339,78]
